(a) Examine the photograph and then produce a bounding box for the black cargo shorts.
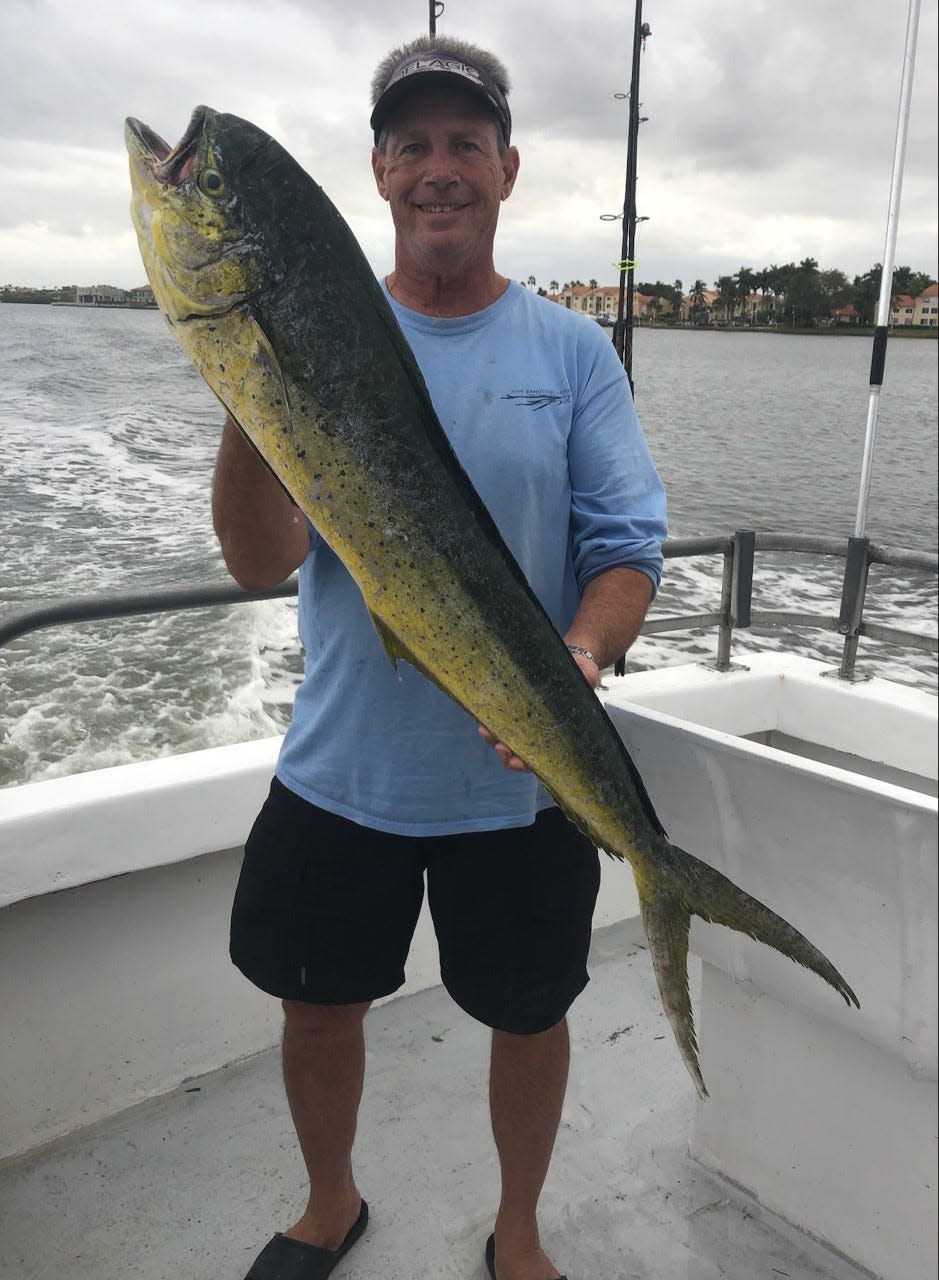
[230,777,602,1034]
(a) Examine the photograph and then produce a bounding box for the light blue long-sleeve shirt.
[275,282,667,835]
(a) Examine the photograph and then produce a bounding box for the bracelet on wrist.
[566,644,597,665]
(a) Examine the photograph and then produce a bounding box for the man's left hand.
[477,650,600,772]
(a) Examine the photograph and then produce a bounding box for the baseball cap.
[370,49,512,147]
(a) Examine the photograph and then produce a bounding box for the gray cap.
[370,49,512,147]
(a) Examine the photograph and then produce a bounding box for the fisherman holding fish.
[124,28,859,1278]
[214,34,666,1280]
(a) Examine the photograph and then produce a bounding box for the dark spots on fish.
[313,473,322,481]
[219,363,225,372]
[296,449,306,459]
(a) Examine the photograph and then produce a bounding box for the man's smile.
[414,201,470,213]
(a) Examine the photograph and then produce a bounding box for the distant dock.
[48,300,157,309]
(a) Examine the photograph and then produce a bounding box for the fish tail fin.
[637,886,707,1097]
[635,844,859,1099]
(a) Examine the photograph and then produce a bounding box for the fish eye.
[197,168,225,196]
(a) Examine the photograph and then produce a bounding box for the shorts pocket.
[527,813,600,924]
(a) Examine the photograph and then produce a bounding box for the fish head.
[125,105,271,322]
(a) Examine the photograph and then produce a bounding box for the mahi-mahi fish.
[125,106,858,1096]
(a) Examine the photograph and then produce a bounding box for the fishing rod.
[833,0,921,680]
[853,0,921,539]
[605,1,651,394]
[606,2,650,676]
[429,1,444,36]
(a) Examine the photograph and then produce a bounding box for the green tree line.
[524,263,935,326]
[1,285,76,304]
[638,262,934,326]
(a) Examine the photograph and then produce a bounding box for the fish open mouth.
[125,106,207,186]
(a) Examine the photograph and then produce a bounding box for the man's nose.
[420,147,460,186]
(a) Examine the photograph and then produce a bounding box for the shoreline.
[1,299,158,310]
[625,322,937,339]
[2,299,935,337]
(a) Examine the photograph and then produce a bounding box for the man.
[216,34,667,1280]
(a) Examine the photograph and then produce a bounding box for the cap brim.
[370,70,510,146]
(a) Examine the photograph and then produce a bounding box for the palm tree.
[526,275,537,291]
[549,279,559,295]
[715,275,737,324]
[734,266,757,323]
[690,279,708,325]
[765,264,787,323]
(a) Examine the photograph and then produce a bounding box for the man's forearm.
[212,416,311,591]
[564,566,654,671]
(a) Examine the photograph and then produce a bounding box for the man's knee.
[491,1015,568,1046]
[282,999,372,1034]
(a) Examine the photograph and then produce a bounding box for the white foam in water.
[0,309,935,788]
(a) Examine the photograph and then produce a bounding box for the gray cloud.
[1,0,935,290]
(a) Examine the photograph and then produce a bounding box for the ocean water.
[0,304,936,788]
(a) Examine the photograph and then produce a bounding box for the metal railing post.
[714,544,736,670]
[837,536,872,680]
[730,530,755,630]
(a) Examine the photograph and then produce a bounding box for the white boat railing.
[1,530,934,681]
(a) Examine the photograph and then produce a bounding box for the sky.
[1,0,937,293]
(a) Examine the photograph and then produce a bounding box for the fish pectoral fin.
[248,315,293,421]
[218,316,298,503]
[637,881,707,1099]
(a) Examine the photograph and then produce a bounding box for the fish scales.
[126,106,858,1096]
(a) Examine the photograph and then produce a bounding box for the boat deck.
[0,920,870,1280]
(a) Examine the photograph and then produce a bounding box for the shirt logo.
[501,390,572,412]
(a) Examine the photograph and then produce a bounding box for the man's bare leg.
[489,1018,569,1280]
[280,999,370,1248]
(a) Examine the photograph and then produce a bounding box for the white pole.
[854,0,921,538]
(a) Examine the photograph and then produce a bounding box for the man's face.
[372,83,519,273]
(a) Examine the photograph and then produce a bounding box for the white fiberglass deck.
[0,920,870,1280]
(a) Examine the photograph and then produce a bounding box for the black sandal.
[485,1233,568,1280]
[244,1200,368,1279]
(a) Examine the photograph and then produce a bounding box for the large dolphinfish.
[125,106,858,1096]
